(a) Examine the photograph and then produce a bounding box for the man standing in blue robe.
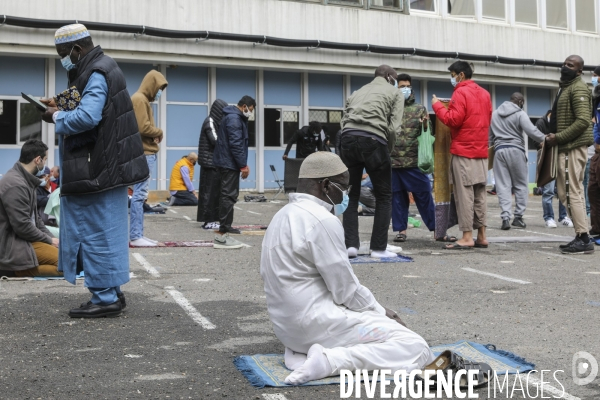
[41,24,149,318]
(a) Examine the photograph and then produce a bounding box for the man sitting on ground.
[0,140,61,278]
[260,152,491,385]
[168,153,199,206]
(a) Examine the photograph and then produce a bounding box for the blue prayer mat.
[233,340,535,388]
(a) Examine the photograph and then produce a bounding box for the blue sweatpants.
[391,168,436,232]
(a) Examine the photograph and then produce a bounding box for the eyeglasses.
[319,179,352,195]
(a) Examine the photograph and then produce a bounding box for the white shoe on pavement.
[370,250,398,258]
[143,236,158,244]
[559,217,574,228]
[130,238,158,247]
[545,219,557,228]
[347,247,358,258]
[213,233,244,249]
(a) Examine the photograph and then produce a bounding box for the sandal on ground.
[421,350,493,390]
[394,233,407,243]
[436,235,457,242]
[474,242,488,248]
[443,243,473,250]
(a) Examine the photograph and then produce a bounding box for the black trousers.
[589,153,600,234]
[172,190,198,206]
[340,134,392,251]
[197,166,221,222]
[218,167,240,233]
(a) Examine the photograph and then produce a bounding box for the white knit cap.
[298,151,348,179]
[55,24,90,44]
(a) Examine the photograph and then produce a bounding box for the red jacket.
[432,80,492,159]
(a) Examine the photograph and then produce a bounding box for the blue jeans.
[391,168,436,232]
[542,180,567,221]
[584,158,591,215]
[89,286,121,305]
[130,154,156,241]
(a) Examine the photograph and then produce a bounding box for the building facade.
[1,0,599,190]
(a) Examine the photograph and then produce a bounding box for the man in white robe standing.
[260,152,438,385]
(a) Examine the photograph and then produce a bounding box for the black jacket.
[198,99,228,168]
[61,46,149,195]
[213,106,249,171]
[284,126,323,158]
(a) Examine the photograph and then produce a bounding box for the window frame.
[574,0,597,33]
[0,96,44,147]
[368,0,405,12]
[514,0,540,27]
[545,0,569,30]
[263,105,302,149]
[308,107,345,146]
[408,0,438,14]
[445,0,477,19]
[481,0,508,22]
[326,0,366,8]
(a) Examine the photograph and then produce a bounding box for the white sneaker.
[559,217,574,228]
[213,233,244,249]
[545,219,557,228]
[210,222,220,230]
[130,238,158,247]
[143,236,158,244]
[370,250,398,258]
[386,244,403,254]
[347,247,358,258]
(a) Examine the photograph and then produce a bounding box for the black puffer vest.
[61,46,149,196]
[198,99,228,168]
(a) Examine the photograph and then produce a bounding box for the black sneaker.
[501,219,510,230]
[511,217,526,229]
[561,238,595,254]
[227,227,241,235]
[559,238,577,249]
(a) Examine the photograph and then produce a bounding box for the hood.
[209,99,228,125]
[496,101,522,118]
[136,70,168,101]
[593,85,600,99]
[222,105,246,119]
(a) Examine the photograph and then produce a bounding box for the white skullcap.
[55,24,90,45]
[298,151,348,179]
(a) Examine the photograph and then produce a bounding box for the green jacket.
[341,76,405,152]
[556,75,593,153]
[391,94,428,168]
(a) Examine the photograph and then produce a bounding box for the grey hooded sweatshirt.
[489,101,546,151]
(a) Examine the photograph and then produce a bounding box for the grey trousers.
[493,147,529,220]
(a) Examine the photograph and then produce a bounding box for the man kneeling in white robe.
[260,152,437,385]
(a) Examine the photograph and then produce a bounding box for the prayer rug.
[0,271,85,281]
[350,255,413,264]
[233,340,535,388]
[233,225,268,230]
[129,240,214,248]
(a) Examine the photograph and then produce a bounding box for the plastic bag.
[417,121,435,174]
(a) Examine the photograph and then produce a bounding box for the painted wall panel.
[309,74,344,107]
[241,150,256,189]
[119,63,158,96]
[166,66,208,103]
[166,104,207,147]
[55,59,69,92]
[0,149,23,179]
[350,75,372,94]
[264,71,301,106]
[264,149,295,189]
[527,87,552,117]
[426,81,454,110]
[216,68,256,104]
[0,56,45,96]
[495,85,522,107]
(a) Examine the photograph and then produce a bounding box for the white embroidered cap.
[298,151,348,179]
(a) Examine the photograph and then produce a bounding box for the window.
[482,0,505,20]
[576,0,596,32]
[329,0,364,5]
[264,108,299,147]
[447,0,475,17]
[546,0,568,29]
[309,109,343,147]
[410,0,436,12]
[371,0,403,10]
[0,99,42,145]
[515,0,538,25]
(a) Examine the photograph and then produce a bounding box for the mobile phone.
[21,93,48,112]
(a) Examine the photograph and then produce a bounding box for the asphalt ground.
[1,194,599,400]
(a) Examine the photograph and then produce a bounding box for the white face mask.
[243,106,252,118]
[400,87,411,99]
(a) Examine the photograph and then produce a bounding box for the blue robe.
[56,72,130,288]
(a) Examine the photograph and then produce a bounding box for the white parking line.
[262,394,289,400]
[526,376,580,400]
[132,253,160,277]
[462,268,532,284]
[234,206,242,210]
[169,209,177,214]
[165,286,216,330]
[523,229,563,237]
[535,250,589,263]
[247,210,262,215]
[183,216,191,221]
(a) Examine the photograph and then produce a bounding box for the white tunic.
[261,193,434,373]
